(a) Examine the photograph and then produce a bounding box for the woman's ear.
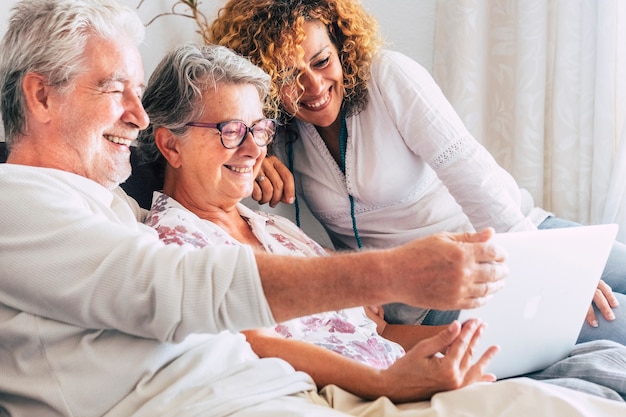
[154,127,183,168]
[22,73,52,123]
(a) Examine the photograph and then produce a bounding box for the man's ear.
[22,73,52,123]
[154,127,183,168]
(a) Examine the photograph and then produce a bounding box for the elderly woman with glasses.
[136,42,506,403]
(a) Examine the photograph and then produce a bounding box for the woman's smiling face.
[279,20,345,128]
[175,83,267,209]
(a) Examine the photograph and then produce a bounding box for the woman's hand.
[586,280,619,327]
[376,319,499,403]
[252,156,296,207]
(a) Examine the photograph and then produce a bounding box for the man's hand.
[252,156,295,207]
[258,229,507,323]
[387,228,508,311]
[378,319,499,402]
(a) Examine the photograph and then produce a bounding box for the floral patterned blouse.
[146,192,406,369]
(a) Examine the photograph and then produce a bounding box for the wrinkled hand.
[586,280,619,327]
[252,156,295,207]
[388,228,508,311]
[378,319,499,402]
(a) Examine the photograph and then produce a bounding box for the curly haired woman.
[209,0,626,345]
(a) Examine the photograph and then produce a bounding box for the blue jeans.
[421,216,626,345]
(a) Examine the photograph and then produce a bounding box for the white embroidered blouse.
[273,49,549,251]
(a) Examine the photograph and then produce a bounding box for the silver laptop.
[457,223,618,379]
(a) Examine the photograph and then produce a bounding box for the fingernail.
[287,197,295,204]
[591,320,599,328]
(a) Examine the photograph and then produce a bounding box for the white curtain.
[432,0,626,242]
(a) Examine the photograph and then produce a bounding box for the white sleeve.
[0,167,275,342]
[112,185,148,222]
[374,50,536,232]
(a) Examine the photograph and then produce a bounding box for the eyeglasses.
[186,119,277,149]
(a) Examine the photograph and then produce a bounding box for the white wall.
[0,0,437,246]
[113,0,437,76]
[0,0,437,76]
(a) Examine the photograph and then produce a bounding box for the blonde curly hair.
[208,0,382,122]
